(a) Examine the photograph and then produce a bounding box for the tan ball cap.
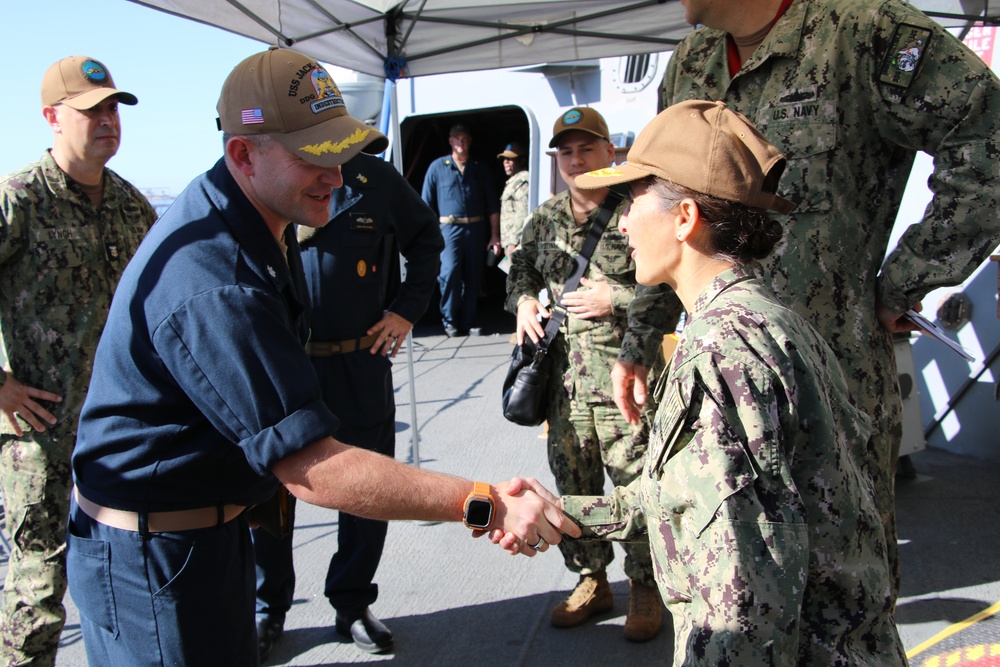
[217,47,389,168]
[575,100,795,215]
[497,141,527,159]
[549,107,610,148]
[41,56,137,110]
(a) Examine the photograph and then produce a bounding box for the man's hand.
[516,299,550,345]
[487,234,502,258]
[482,477,572,556]
[612,360,650,426]
[476,477,577,557]
[561,277,612,320]
[368,311,413,357]
[876,298,922,334]
[0,374,62,436]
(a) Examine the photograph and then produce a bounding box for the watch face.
[465,498,493,528]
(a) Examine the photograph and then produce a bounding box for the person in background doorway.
[421,124,501,337]
[497,141,530,258]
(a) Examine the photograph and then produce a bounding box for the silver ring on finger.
[530,537,545,550]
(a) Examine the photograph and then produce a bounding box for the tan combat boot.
[623,579,663,642]
[550,571,614,628]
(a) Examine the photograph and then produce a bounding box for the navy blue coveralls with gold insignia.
[421,155,499,332]
[253,153,443,622]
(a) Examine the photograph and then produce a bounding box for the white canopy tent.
[125,0,999,461]
[128,0,997,80]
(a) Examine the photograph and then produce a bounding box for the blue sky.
[1,0,273,196]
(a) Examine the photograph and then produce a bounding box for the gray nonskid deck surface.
[7,327,995,665]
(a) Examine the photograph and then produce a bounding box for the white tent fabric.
[129,0,998,79]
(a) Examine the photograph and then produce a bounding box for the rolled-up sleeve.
[155,284,340,475]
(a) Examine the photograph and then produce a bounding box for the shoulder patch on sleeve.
[879,23,933,88]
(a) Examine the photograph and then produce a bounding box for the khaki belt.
[439,215,483,224]
[74,487,245,533]
[305,334,378,356]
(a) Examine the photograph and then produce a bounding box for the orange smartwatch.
[462,481,495,530]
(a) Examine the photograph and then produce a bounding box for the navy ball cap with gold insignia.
[217,47,388,168]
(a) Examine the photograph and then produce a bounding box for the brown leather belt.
[74,487,245,533]
[439,215,483,224]
[305,334,378,356]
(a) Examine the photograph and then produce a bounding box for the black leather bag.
[501,336,553,426]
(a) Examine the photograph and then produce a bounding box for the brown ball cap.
[575,100,795,215]
[549,107,610,148]
[41,56,137,110]
[217,47,389,168]
[497,141,527,159]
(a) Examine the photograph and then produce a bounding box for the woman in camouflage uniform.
[503,100,906,665]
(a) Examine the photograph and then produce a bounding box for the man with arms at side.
[0,56,153,666]
[253,151,444,658]
[66,48,577,667]
[506,108,682,642]
[497,141,530,258]
[422,124,501,337]
[615,0,1000,602]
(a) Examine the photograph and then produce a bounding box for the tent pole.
[380,77,422,470]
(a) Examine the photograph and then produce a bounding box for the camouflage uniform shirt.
[507,190,681,582]
[507,191,681,368]
[563,265,906,666]
[0,150,152,664]
[0,150,153,430]
[499,169,530,248]
[656,0,1000,593]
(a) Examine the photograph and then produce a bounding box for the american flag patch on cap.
[241,108,264,125]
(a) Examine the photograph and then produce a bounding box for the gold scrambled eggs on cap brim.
[574,163,652,190]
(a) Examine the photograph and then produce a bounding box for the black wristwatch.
[462,481,495,530]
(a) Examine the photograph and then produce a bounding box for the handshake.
[478,477,579,556]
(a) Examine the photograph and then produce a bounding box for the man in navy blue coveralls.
[421,125,501,337]
[252,152,443,657]
[65,48,578,667]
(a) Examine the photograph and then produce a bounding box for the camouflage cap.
[575,100,795,214]
[549,107,610,148]
[41,56,138,110]
[497,141,527,159]
[217,47,389,167]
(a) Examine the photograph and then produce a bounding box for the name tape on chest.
[349,212,376,232]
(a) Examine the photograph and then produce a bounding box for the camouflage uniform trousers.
[545,338,655,586]
[0,427,73,667]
